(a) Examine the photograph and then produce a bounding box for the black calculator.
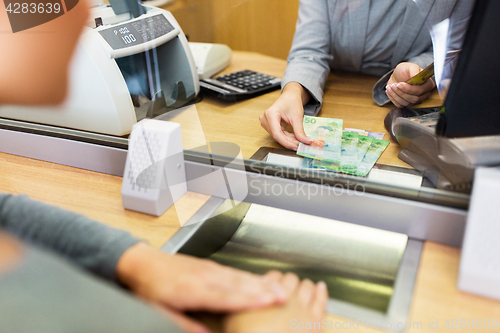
[199,70,282,101]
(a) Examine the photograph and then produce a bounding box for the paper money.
[312,158,339,172]
[302,157,314,168]
[344,128,385,140]
[338,134,375,174]
[312,132,360,173]
[299,118,388,176]
[354,139,390,176]
[354,135,374,166]
[339,132,359,173]
[297,116,343,163]
[302,157,336,172]
[311,136,386,176]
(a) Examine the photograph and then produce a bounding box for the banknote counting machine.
[0,1,199,136]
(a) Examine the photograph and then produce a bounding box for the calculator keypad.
[215,70,280,92]
[199,69,281,101]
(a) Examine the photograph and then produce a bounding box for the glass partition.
[156,0,482,204]
[165,0,484,207]
[1,0,489,211]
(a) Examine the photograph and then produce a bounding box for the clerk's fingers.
[387,83,423,107]
[259,111,299,150]
[311,281,329,317]
[386,85,406,107]
[283,130,300,141]
[258,111,272,133]
[396,79,435,98]
[386,77,436,107]
[412,77,436,99]
[289,111,312,145]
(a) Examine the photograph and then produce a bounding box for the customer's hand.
[386,62,435,108]
[224,271,328,333]
[159,307,211,333]
[259,82,313,150]
[0,232,23,275]
[116,243,289,313]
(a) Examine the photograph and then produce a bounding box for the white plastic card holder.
[121,119,187,216]
[458,167,500,300]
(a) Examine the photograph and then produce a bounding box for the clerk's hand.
[259,82,313,150]
[385,62,436,108]
[116,243,289,313]
[224,271,328,333]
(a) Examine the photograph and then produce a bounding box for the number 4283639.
[443,319,498,329]
[5,2,61,14]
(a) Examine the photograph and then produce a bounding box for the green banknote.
[311,135,384,176]
[302,157,338,172]
[302,157,314,168]
[311,158,339,171]
[312,131,362,173]
[354,135,374,167]
[344,128,385,140]
[339,132,359,173]
[354,139,390,176]
[338,134,374,174]
[297,116,343,163]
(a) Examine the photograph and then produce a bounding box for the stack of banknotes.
[297,116,389,176]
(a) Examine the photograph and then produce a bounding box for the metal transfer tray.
[163,199,422,330]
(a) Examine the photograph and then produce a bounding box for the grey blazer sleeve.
[282,0,333,116]
[372,0,474,106]
[0,193,141,282]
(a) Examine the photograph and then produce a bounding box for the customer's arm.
[0,194,288,313]
[0,233,191,333]
[0,193,139,281]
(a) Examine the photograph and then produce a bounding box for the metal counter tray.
[163,199,422,330]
